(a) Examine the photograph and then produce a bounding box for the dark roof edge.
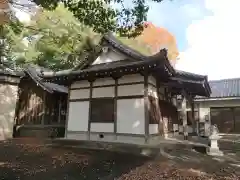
[195,96,240,100]
[203,75,212,97]
[174,70,211,97]
[24,66,54,93]
[102,32,146,61]
[209,77,240,83]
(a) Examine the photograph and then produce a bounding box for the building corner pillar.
[182,97,188,140]
[144,72,149,143]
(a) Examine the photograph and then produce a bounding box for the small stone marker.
[207,125,223,156]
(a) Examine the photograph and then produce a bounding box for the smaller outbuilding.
[14,65,68,138]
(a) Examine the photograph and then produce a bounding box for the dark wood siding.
[16,78,45,125]
[15,77,67,138]
[90,98,114,123]
[149,96,161,124]
[159,100,178,133]
[210,107,240,133]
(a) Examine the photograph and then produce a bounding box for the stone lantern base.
[207,147,224,156]
[207,138,223,156]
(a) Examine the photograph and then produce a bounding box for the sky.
[11,0,240,80]
[148,0,240,80]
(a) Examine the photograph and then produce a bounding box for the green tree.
[0,20,26,69]
[13,4,101,70]
[10,0,165,37]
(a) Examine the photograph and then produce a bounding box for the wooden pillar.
[196,103,200,136]
[191,98,196,135]
[41,91,46,125]
[87,81,93,140]
[64,89,70,138]
[181,96,188,140]
[144,73,149,143]
[156,80,163,136]
[58,96,62,123]
[113,78,118,139]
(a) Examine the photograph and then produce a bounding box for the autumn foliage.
[138,22,179,65]
[0,0,10,25]
[118,22,179,67]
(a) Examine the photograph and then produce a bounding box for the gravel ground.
[0,138,239,180]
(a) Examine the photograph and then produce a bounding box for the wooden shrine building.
[44,33,211,145]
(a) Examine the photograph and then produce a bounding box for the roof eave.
[24,67,54,94]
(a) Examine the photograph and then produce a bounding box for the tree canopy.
[9,0,165,37]
[1,4,101,70]
[1,1,179,71]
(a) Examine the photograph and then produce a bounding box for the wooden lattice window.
[90,98,114,123]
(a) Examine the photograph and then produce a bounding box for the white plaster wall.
[118,84,144,96]
[116,135,145,144]
[117,98,145,134]
[92,49,127,65]
[66,131,146,145]
[0,84,18,139]
[195,101,211,136]
[71,80,90,89]
[93,77,115,86]
[66,131,88,140]
[149,124,158,134]
[90,123,114,132]
[118,74,144,84]
[67,101,89,131]
[148,76,156,86]
[92,87,114,98]
[70,89,90,99]
[198,107,210,123]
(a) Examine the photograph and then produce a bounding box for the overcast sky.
[13,0,240,80]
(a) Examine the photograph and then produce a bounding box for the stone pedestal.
[207,135,223,156]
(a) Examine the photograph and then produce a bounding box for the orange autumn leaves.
[139,22,179,66]
[0,0,10,25]
[118,22,179,67]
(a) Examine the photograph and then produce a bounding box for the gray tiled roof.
[25,64,68,94]
[102,32,146,61]
[174,70,211,97]
[44,82,68,93]
[209,78,240,98]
